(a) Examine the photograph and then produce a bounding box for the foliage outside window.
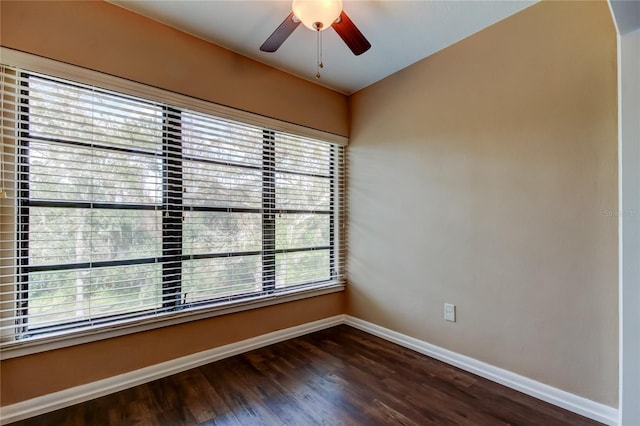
[0,68,345,345]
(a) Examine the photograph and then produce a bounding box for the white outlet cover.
[444,303,456,322]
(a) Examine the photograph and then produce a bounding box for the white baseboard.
[1,314,618,426]
[0,315,346,425]
[343,315,618,426]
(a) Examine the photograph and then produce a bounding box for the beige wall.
[347,0,618,406]
[0,0,349,137]
[0,0,347,405]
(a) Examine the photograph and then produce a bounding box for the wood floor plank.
[244,351,358,425]
[198,358,284,425]
[7,325,603,426]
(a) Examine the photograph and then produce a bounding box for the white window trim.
[0,47,347,359]
[0,283,344,360]
[0,48,349,146]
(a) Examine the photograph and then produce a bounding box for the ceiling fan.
[260,0,371,56]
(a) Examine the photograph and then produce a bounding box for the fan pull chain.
[316,28,324,79]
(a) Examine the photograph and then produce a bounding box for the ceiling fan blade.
[260,12,301,52]
[332,11,371,56]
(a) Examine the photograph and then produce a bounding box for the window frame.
[0,50,346,358]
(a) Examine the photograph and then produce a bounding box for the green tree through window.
[2,70,344,341]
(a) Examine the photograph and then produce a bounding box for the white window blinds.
[0,66,346,344]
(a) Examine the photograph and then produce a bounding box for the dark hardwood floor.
[9,325,601,425]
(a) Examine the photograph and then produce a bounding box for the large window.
[0,68,345,344]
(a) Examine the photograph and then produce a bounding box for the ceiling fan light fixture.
[292,0,343,31]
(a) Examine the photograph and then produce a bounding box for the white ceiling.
[108,1,536,95]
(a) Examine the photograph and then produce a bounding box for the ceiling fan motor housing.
[260,0,371,57]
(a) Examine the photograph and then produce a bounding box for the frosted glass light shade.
[292,0,343,31]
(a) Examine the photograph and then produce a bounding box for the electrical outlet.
[444,303,456,322]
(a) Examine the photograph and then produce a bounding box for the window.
[0,67,345,345]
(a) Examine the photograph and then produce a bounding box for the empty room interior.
[1,0,639,425]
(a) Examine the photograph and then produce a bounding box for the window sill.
[0,283,345,360]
